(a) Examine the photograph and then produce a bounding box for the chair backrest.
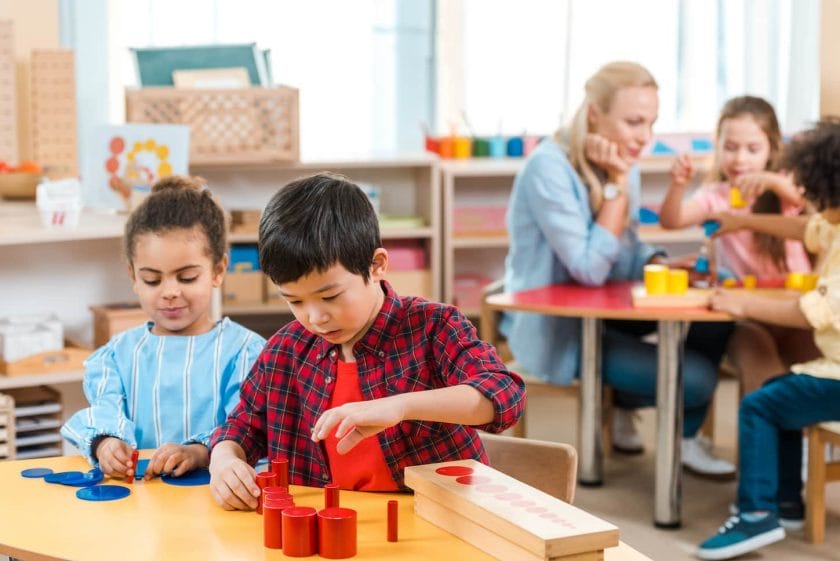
[479,431,578,503]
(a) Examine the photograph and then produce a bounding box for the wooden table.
[486,281,732,528]
[0,454,651,561]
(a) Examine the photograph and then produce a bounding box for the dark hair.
[711,95,787,270]
[124,175,227,266]
[783,117,840,211]
[259,173,381,285]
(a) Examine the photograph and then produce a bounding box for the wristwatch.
[603,182,623,201]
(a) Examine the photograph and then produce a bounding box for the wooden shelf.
[0,370,84,391]
[452,235,509,249]
[230,226,435,245]
[191,153,437,173]
[0,203,125,247]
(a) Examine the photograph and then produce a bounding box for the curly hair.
[124,175,227,266]
[782,117,840,211]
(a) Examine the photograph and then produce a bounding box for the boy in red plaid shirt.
[209,173,525,510]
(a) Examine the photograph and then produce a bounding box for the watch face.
[603,183,619,200]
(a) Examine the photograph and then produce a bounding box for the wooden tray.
[631,285,712,309]
[0,344,90,376]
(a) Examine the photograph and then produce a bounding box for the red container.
[317,507,357,559]
[264,496,295,549]
[256,471,278,514]
[282,506,317,557]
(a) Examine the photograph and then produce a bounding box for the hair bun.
[151,175,207,194]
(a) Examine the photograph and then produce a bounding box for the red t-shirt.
[324,360,398,491]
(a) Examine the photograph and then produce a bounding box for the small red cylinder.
[256,471,278,514]
[387,500,398,542]
[271,456,289,488]
[263,496,294,549]
[127,449,139,484]
[317,507,357,559]
[282,506,317,557]
[263,485,293,502]
[324,483,340,508]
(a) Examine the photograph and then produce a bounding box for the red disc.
[455,474,492,485]
[435,466,474,476]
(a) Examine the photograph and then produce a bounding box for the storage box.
[264,274,284,305]
[384,240,427,271]
[388,270,432,299]
[126,86,300,164]
[0,342,89,376]
[230,209,262,234]
[5,386,63,460]
[452,206,508,237]
[224,270,264,305]
[453,274,493,311]
[90,302,149,348]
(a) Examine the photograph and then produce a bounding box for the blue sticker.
[21,467,54,478]
[162,468,211,486]
[76,485,131,502]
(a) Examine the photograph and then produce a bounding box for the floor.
[524,377,840,561]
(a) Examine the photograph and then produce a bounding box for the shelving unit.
[441,155,711,315]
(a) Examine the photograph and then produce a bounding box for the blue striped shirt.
[61,317,265,464]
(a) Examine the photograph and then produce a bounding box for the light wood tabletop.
[0,454,652,561]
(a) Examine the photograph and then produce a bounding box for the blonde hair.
[554,61,657,211]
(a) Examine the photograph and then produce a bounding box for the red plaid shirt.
[210,281,525,489]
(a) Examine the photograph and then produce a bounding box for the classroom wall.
[0,0,60,162]
[821,0,840,115]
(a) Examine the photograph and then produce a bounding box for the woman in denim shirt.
[502,61,734,477]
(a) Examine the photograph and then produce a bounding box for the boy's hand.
[94,436,134,478]
[208,443,260,511]
[143,443,209,480]
[584,133,630,182]
[669,153,695,189]
[710,289,748,317]
[311,397,406,454]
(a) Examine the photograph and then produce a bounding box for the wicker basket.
[126,86,299,164]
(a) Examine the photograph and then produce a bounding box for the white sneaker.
[612,408,644,454]
[682,437,736,480]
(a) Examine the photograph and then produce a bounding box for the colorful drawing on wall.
[86,124,189,209]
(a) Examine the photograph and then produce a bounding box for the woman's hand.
[585,133,629,182]
[708,212,744,236]
[669,154,695,190]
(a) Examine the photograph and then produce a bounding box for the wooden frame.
[805,422,840,543]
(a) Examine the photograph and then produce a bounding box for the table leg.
[578,317,603,486]
[654,320,686,528]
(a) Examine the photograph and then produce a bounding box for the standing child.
[659,95,816,393]
[696,118,840,560]
[208,173,524,510]
[61,176,266,480]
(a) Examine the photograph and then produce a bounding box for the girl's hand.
[708,212,744,236]
[311,396,406,455]
[94,436,134,478]
[144,442,209,480]
[584,133,629,182]
[710,289,749,317]
[737,171,805,205]
[669,154,695,189]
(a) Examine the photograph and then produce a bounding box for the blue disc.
[60,468,104,487]
[76,485,131,502]
[21,467,54,478]
[162,468,211,486]
[44,471,84,484]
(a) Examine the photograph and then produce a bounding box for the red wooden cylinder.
[387,499,398,542]
[255,471,278,514]
[263,485,293,502]
[263,496,294,549]
[324,483,340,508]
[282,506,317,557]
[317,507,357,559]
[271,456,289,488]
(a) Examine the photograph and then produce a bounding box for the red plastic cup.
[282,506,317,557]
[264,496,295,549]
[324,483,340,508]
[256,471,278,514]
[271,456,289,488]
[387,500,398,542]
[317,507,357,559]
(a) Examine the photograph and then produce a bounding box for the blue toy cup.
[506,136,524,157]
[489,136,506,158]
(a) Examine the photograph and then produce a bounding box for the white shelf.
[191,153,437,172]
[0,203,125,246]
[0,370,85,391]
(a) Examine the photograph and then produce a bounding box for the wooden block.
[630,285,711,309]
[404,460,618,559]
[414,493,603,561]
[0,20,17,164]
[30,49,78,178]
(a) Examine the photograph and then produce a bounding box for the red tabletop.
[485,281,732,322]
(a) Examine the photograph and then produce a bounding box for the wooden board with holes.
[631,284,796,309]
[404,460,618,560]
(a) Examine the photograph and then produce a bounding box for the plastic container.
[36,178,82,230]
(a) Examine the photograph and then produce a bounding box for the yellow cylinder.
[742,274,757,289]
[644,264,670,295]
[453,136,472,159]
[667,269,689,294]
[729,186,747,209]
[801,273,819,292]
[785,271,804,291]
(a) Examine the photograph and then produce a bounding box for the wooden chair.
[805,421,840,543]
[479,280,613,451]
[479,431,578,503]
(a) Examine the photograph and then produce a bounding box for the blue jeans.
[602,320,732,437]
[738,373,840,513]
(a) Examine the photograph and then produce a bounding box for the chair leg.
[699,391,716,442]
[805,427,826,544]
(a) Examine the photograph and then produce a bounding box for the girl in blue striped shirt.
[61,176,265,480]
